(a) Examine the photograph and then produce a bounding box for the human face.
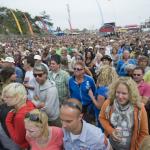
[102,59,111,65]
[74,64,84,77]
[60,106,82,134]
[132,69,143,83]
[123,51,130,60]
[49,60,60,72]
[3,94,18,107]
[116,83,129,106]
[138,60,148,68]
[33,71,47,85]
[61,50,67,57]
[86,51,92,58]
[25,121,42,139]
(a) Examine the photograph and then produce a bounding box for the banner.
[23,12,34,36]
[38,16,49,33]
[10,9,23,35]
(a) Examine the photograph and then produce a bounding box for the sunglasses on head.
[74,67,83,71]
[63,101,82,112]
[33,73,44,78]
[25,113,42,123]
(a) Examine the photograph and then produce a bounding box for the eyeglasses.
[25,113,42,123]
[63,101,82,112]
[33,73,43,78]
[74,67,83,71]
[133,74,142,76]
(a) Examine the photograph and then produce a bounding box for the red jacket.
[99,99,149,150]
[6,100,35,149]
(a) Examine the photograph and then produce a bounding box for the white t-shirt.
[70,132,80,141]
[24,70,36,100]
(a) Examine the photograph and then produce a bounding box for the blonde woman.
[99,77,149,150]
[2,83,35,149]
[24,109,63,150]
[89,65,118,128]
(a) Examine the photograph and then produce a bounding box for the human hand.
[111,129,122,142]
[37,102,45,109]
[88,89,95,99]
[34,96,40,101]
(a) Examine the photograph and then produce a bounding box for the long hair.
[97,65,118,87]
[108,77,142,108]
[24,109,49,138]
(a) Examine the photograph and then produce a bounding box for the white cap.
[34,55,41,60]
[3,57,15,63]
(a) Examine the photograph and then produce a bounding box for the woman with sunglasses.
[2,83,35,149]
[68,61,96,123]
[24,109,63,150]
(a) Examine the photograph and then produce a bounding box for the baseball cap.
[34,55,41,60]
[3,57,15,63]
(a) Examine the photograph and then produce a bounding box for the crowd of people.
[0,31,150,150]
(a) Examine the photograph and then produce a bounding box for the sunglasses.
[133,74,142,76]
[74,67,83,71]
[63,101,82,112]
[25,113,42,123]
[33,73,43,78]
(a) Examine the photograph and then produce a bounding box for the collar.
[63,120,87,143]
[138,80,145,87]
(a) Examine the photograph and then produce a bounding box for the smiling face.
[115,83,129,106]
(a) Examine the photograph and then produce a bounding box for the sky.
[1,0,150,30]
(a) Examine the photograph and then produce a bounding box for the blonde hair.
[97,65,118,87]
[24,109,49,138]
[2,83,27,103]
[108,77,142,108]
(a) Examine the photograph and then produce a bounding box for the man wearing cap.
[60,98,110,150]
[2,57,24,83]
[34,54,49,75]
[33,63,60,126]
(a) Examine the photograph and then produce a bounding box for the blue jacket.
[69,74,96,106]
[116,59,137,76]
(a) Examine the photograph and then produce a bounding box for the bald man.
[60,98,110,150]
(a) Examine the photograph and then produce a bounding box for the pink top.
[138,80,150,97]
[26,127,63,150]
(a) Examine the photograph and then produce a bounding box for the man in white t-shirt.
[23,56,36,100]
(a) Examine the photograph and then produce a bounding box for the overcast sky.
[1,0,150,30]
